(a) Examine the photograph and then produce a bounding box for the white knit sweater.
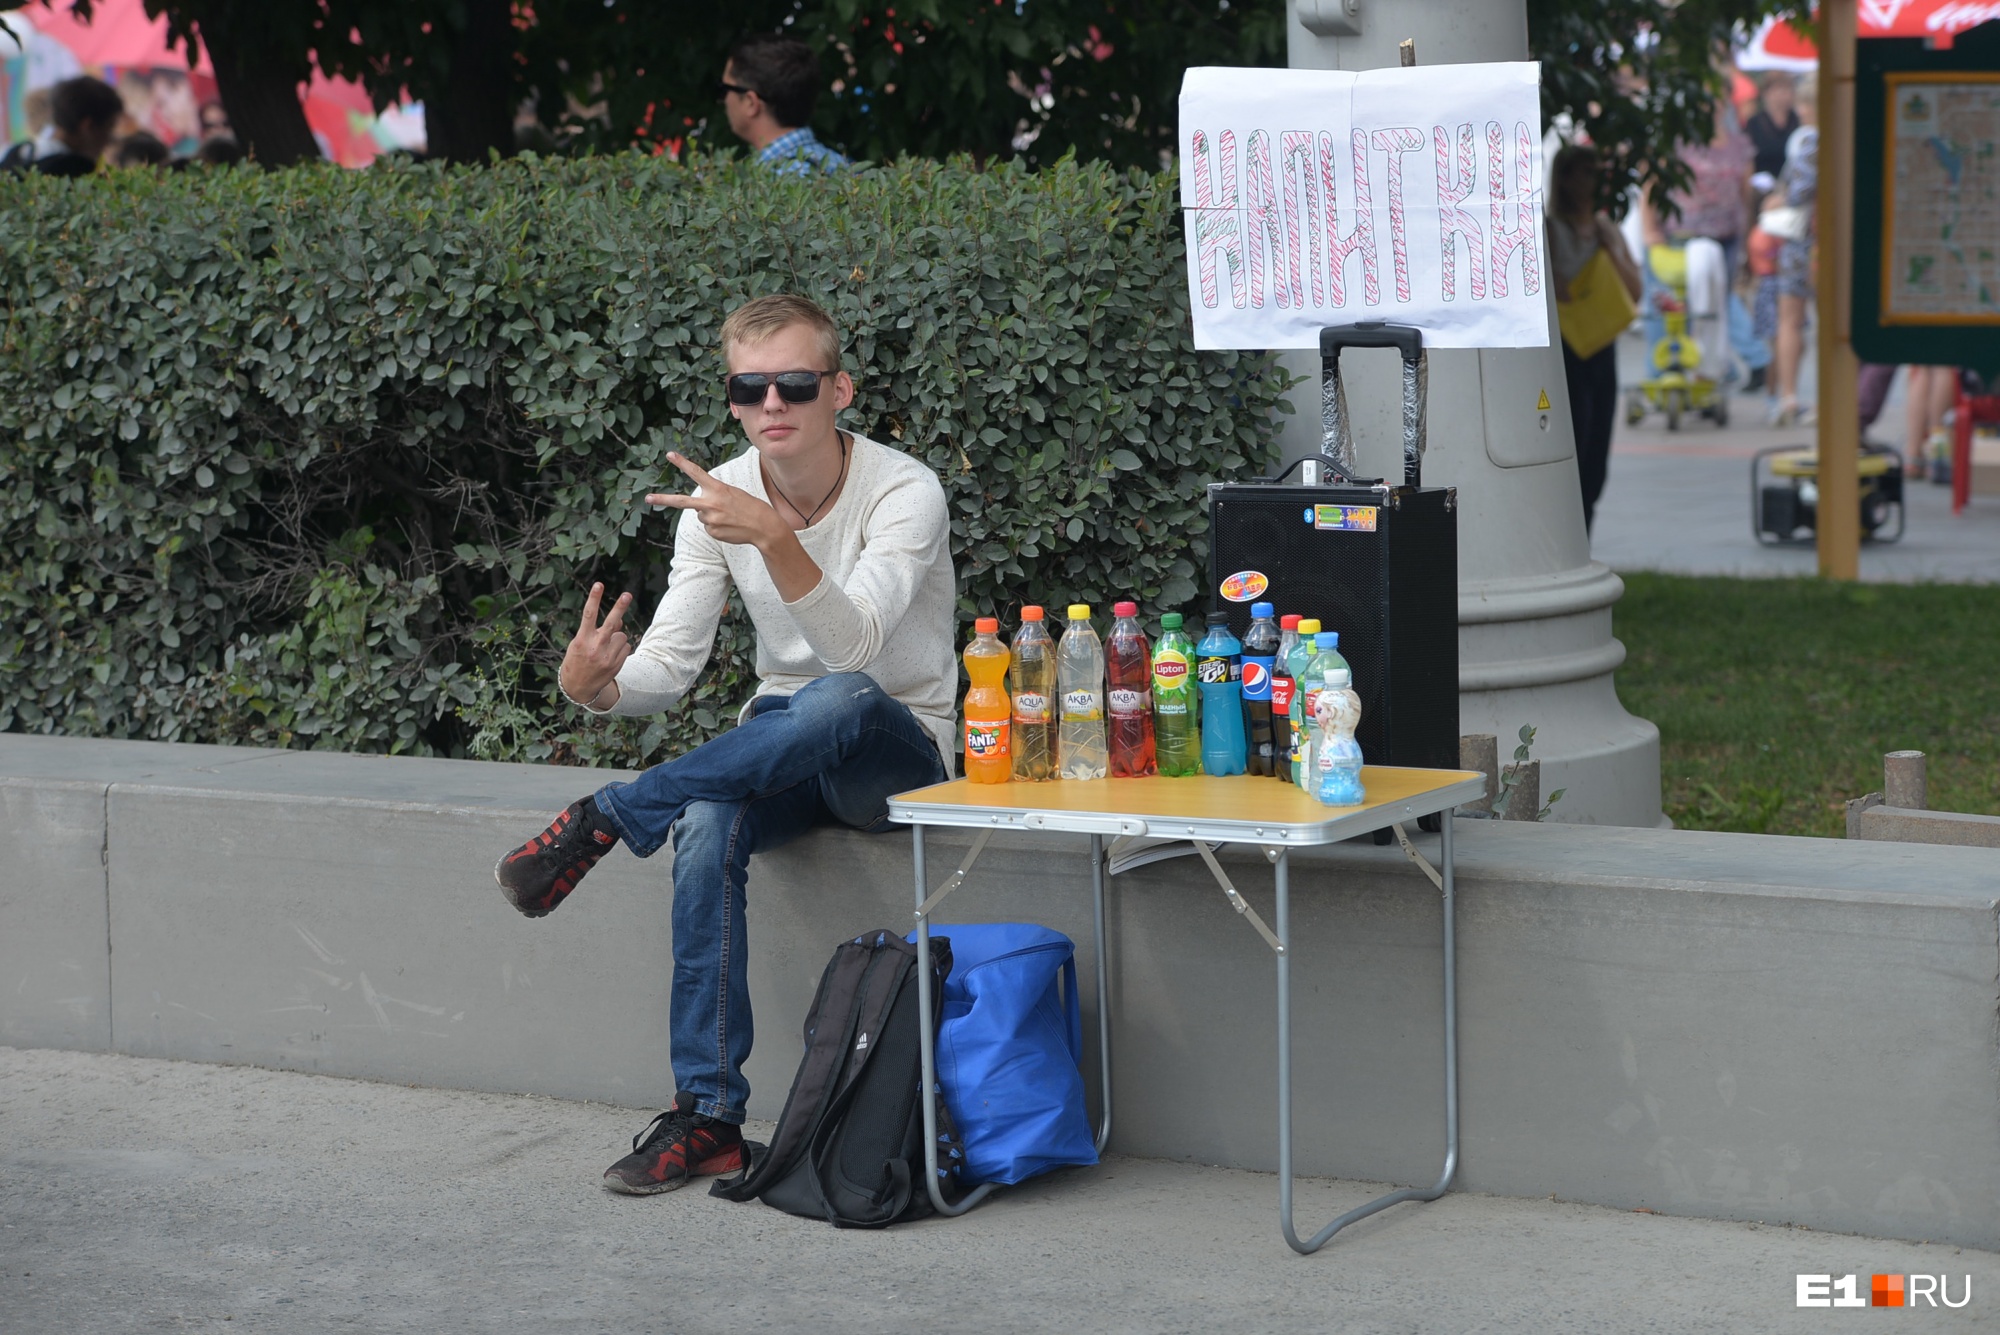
[593,432,958,764]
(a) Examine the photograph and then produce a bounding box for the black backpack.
[711,929,965,1227]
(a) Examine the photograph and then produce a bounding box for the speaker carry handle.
[1258,454,1388,489]
[1319,322,1428,490]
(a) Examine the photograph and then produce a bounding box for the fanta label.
[966,720,1009,758]
[1062,689,1101,718]
[1271,677,1297,710]
[1013,692,1050,721]
[1109,687,1149,715]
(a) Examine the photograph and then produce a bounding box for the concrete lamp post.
[1275,0,1665,828]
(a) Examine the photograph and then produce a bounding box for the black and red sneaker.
[494,797,617,918]
[602,1093,745,1195]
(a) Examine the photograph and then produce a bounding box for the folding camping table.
[886,765,1486,1255]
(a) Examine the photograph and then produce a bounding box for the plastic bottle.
[1106,602,1157,778]
[962,617,1012,784]
[1151,613,1202,777]
[1272,614,1302,782]
[1313,652,1367,807]
[1057,604,1108,780]
[1286,619,1322,786]
[1009,606,1058,781]
[1299,631,1348,793]
[1196,618,1246,777]
[1240,602,1281,777]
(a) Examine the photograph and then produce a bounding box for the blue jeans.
[593,672,948,1124]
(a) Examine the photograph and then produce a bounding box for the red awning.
[1740,3,2000,69]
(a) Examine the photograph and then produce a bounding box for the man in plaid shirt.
[719,35,849,175]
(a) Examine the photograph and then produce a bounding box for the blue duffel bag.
[909,922,1098,1186]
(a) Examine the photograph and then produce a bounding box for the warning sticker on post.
[1179,62,1550,351]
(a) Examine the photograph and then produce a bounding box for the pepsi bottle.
[1240,601,1280,777]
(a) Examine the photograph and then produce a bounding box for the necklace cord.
[764,430,849,528]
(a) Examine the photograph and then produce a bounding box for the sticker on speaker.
[1219,570,1269,602]
[1314,505,1378,532]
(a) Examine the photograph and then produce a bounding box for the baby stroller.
[1624,240,1730,431]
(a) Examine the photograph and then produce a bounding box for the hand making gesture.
[560,581,633,709]
[646,451,786,549]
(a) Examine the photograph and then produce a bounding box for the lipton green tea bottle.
[1151,613,1201,777]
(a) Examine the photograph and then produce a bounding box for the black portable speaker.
[1204,322,1459,771]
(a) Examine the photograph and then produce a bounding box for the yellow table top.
[888,766,1487,846]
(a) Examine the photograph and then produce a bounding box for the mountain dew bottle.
[1151,613,1201,777]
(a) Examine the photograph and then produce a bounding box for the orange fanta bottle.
[963,617,1012,783]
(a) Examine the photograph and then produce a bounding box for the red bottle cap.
[975,617,999,633]
[1113,601,1138,617]
[1280,614,1302,629]
[1020,605,1044,621]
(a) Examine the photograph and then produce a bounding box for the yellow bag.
[1557,247,1637,360]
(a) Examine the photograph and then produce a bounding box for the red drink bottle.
[1107,601,1157,778]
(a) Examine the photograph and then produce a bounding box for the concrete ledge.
[2,735,1997,1249]
[1855,803,2000,848]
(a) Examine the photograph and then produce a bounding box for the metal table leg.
[1278,811,1460,1254]
[1089,831,1113,1153]
[914,823,999,1216]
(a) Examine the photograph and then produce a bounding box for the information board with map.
[1882,71,2000,325]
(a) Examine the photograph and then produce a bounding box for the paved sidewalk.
[1590,343,2000,583]
[3,1047,1994,1334]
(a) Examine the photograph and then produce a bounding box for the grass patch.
[1613,573,2000,837]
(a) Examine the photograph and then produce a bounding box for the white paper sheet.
[1179,63,1551,351]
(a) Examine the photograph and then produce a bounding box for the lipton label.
[1219,570,1269,602]
[1152,652,1190,691]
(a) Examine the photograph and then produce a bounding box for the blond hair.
[720,294,843,372]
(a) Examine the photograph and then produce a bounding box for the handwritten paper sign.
[1179,63,1550,350]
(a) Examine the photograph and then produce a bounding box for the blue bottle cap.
[1315,632,1340,650]
[1250,601,1274,618]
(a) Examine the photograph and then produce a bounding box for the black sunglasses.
[716,80,755,99]
[726,370,835,406]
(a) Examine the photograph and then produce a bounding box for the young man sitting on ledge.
[495,293,956,1195]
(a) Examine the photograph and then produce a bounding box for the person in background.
[194,136,244,166]
[1641,94,1769,389]
[3,76,121,176]
[1746,73,1800,186]
[1768,76,1817,427]
[112,131,169,168]
[719,34,847,174]
[1902,367,1960,483]
[1550,144,1644,534]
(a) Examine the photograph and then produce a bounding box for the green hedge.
[0,155,1288,767]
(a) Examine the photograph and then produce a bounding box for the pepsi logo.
[1242,662,1269,690]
